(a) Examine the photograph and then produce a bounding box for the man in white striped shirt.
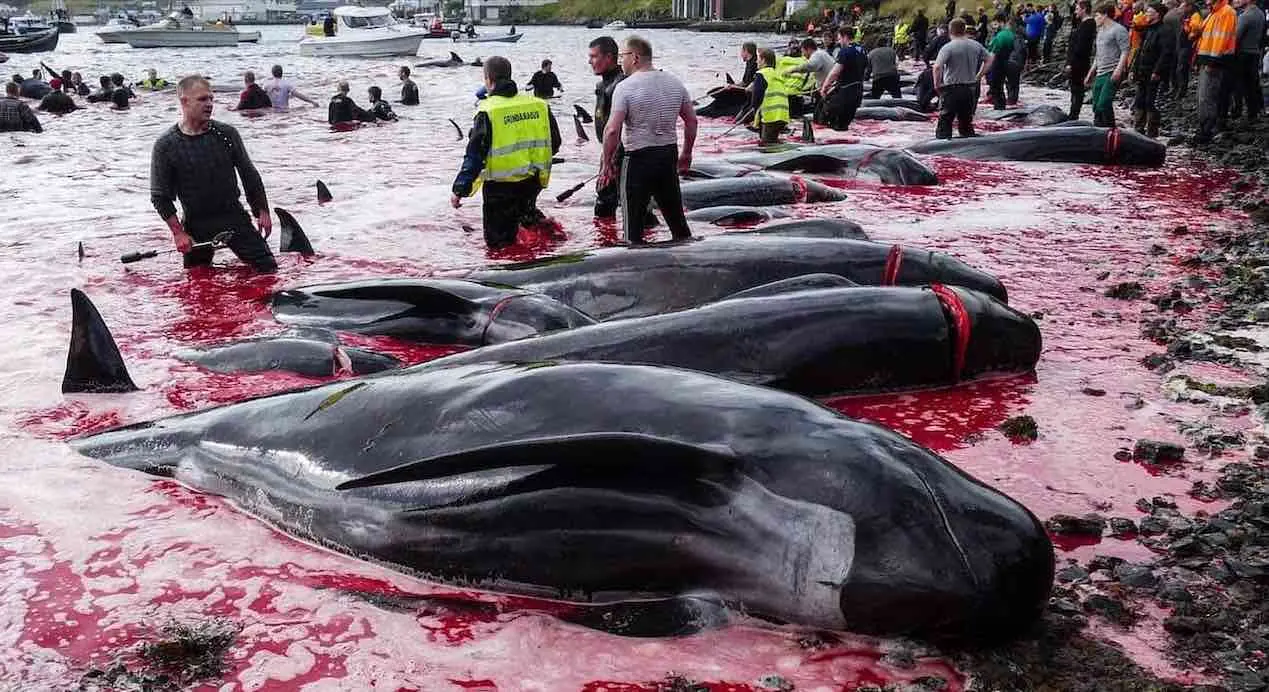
[598,36,698,244]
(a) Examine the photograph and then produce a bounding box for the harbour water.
[0,23,1248,690]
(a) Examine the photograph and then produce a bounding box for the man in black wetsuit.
[398,65,419,105]
[589,35,626,219]
[149,75,277,273]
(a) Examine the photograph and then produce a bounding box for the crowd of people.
[763,0,1265,143]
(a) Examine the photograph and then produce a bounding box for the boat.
[298,6,428,58]
[115,11,250,48]
[7,13,54,34]
[603,20,627,30]
[50,0,75,32]
[96,16,140,43]
[0,27,60,53]
[451,31,524,43]
[410,12,451,38]
[237,29,260,42]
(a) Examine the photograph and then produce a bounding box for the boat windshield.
[341,13,394,29]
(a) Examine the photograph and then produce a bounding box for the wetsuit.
[527,70,562,99]
[400,78,419,105]
[825,42,867,131]
[452,80,562,249]
[593,67,625,218]
[235,83,272,110]
[369,100,398,121]
[741,56,758,86]
[38,90,77,114]
[328,94,371,125]
[149,120,277,272]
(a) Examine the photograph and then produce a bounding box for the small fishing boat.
[0,27,60,53]
[451,31,523,44]
[115,11,250,48]
[603,20,627,30]
[299,6,428,58]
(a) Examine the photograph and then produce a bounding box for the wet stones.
[1114,563,1159,589]
[1045,514,1106,537]
[998,415,1038,442]
[1133,439,1185,464]
[1108,517,1138,538]
[1105,282,1145,300]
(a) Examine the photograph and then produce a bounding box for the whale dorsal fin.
[336,432,738,491]
[450,51,462,63]
[62,289,139,394]
[276,207,315,256]
[720,274,859,301]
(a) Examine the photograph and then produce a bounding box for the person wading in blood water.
[149,75,278,273]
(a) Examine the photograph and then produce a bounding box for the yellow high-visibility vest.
[777,55,812,94]
[476,93,553,188]
[757,66,790,125]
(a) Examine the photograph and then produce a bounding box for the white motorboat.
[298,6,428,58]
[603,20,627,30]
[96,16,140,44]
[8,12,54,34]
[115,11,249,48]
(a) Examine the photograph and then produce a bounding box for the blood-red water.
[0,26,1249,689]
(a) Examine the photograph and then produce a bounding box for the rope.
[930,283,972,381]
[882,244,903,286]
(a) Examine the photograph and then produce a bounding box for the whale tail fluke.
[276,207,316,256]
[316,180,332,204]
[62,289,139,394]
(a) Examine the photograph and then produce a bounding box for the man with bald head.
[149,75,277,273]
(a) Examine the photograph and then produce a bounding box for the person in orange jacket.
[1174,0,1203,96]
[1193,0,1237,143]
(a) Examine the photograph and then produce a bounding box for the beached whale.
[418,283,1042,396]
[685,206,791,226]
[732,218,868,239]
[982,105,1069,126]
[72,360,1054,645]
[853,106,930,122]
[725,144,938,185]
[694,85,749,118]
[909,126,1166,167]
[174,331,401,377]
[270,279,595,345]
[679,175,846,209]
[465,235,1007,320]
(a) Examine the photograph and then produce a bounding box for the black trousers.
[1132,77,1162,114]
[1174,42,1193,98]
[482,178,544,249]
[1069,66,1088,119]
[936,83,977,138]
[1006,63,1022,104]
[595,143,624,218]
[870,74,902,98]
[759,121,786,144]
[185,208,277,273]
[1230,53,1264,120]
[824,82,863,131]
[621,143,690,244]
[1042,32,1057,62]
[988,64,1008,109]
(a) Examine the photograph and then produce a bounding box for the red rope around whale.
[930,283,972,381]
[882,244,903,286]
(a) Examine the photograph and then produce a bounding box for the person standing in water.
[527,59,564,99]
[599,36,696,245]
[149,75,277,273]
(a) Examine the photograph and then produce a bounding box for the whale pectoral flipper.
[62,289,139,394]
[335,432,739,491]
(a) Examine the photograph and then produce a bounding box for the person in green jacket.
[986,12,1016,109]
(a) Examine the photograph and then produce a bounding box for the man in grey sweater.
[1084,2,1130,127]
[1230,0,1264,121]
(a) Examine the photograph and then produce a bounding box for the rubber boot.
[800,115,815,143]
[1132,109,1146,131]
[1146,112,1160,138]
